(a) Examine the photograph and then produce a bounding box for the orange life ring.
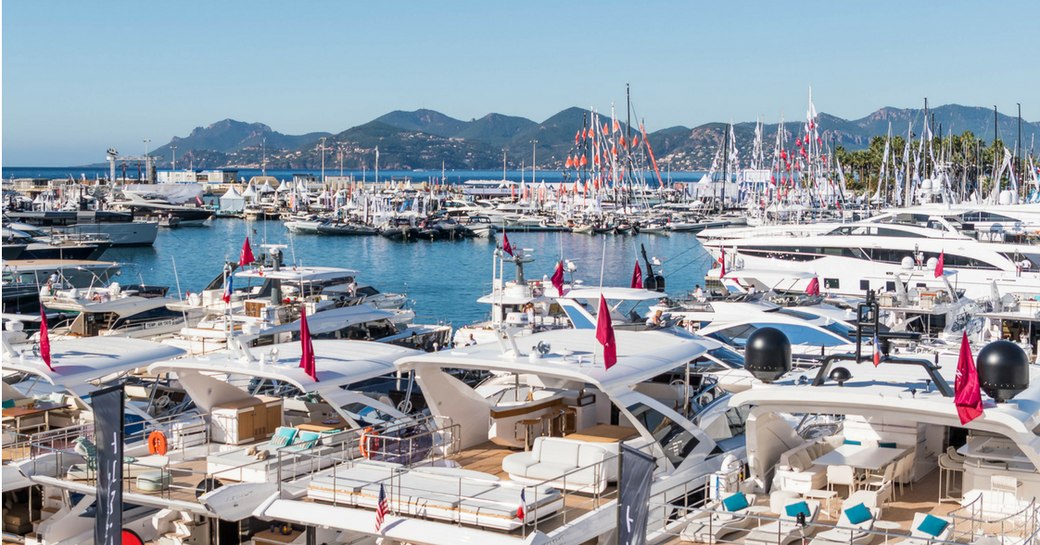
[358,427,379,459]
[147,430,168,455]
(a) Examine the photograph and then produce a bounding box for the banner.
[91,385,125,545]
[617,444,656,545]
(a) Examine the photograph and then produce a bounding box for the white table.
[874,520,902,544]
[813,444,906,471]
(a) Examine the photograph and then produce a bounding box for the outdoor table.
[813,444,905,471]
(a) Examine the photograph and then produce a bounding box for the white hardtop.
[148,339,420,392]
[397,328,711,396]
[3,337,185,395]
[731,362,1040,466]
[563,286,665,301]
[235,265,358,282]
[44,295,175,316]
[246,304,396,338]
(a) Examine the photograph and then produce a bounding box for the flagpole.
[599,236,607,288]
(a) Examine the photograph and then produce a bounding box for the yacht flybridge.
[250,328,748,545]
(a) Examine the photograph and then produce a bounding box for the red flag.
[805,276,820,296]
[516,489,526,521]
[551,261,565,296]
[935,252,945,278]
[502,231,514,257]
[239,237,255,266]
[631,260,643,289]
[873,333,882,366]
[595,295,617,370]
[39,304,53,371]
[954,332,983,424]
[718,247,726,278]
[300,308,318,382]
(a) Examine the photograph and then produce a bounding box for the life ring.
[358,427,379,459]
[147,430,168,455]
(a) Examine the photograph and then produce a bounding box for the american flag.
[375,483,389,532]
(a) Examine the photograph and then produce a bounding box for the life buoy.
[358,427,379,459]
[147,430,168,455]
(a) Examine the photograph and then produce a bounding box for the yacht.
[2,259,122,314]
[248,327,749,545]
[2,222,111,260]
[4,210,159,247]
[706,217,1040,300]
[41,282,197,339]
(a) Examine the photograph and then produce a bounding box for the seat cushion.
[270,427,298,447]
[501,452,539,477]
[526,462,580,481]
[791,450,813,471]
[538,439,582,466]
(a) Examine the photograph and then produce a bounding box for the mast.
[720,123,729,212]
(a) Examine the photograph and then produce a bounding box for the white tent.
[220,185,245,212]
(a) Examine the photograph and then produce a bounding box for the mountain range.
[138,105,1039,172]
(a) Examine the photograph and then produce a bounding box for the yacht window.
[625,402,699,465]
[340,402,393,426]
[706,346,745,368]
[824,278,839,289]
[860,280,869,291]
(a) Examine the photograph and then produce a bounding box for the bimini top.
[397,328,711,396]
[235,266,359,283]
[562,287,665,301]
[148,339,420,393]
[730,361,1040,467]
[243,304,396,340]
[43,295,176,317]
[3,337,185,396]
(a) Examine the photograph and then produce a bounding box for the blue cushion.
[270,426,298,447]
[293,430,322,449]
[844,503,872,525]
[721,492,749,512]
[879,442,897,448]
[918,514,949,537]
[785,501,810,518]
[843,439,861,445]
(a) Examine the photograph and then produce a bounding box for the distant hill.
[123,105,1038,171]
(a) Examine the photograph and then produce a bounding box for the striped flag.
[375,483,389,532]
[222,273,233,304]
[872,333,882,367]
[516,489,526,521]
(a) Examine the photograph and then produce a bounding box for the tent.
[220,185,245,212]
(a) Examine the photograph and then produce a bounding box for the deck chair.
[891,513,952,545]
[808,501,879,545]
[680,492,758,544]
[66,437,168,481]
[744,499,819,545]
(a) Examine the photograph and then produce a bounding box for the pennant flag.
[239,237,255,266]
[631,260,643,289]
[222,273,234,304]
[806,276,820,296]
[502,231,514,257]
[935,252,945,278]
[300,308,318,381]
[595,295,617,369]
[954,332,984,425]
[516,489,526,521]
[872,333,882,366]
[39,304,53,371]
[551,261,565,296]
[718,246,726,278]
[375,483,389,532]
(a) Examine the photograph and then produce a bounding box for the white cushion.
[538,439,582,466]
[526,462,580,481]
[501,452,539,476]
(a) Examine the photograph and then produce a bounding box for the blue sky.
[3,1,1037,166]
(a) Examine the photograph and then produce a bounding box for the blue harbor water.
[103,220,714,327]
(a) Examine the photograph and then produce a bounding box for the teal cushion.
[845,503,872,525]
[2,399,15,409]
[843,439,861,445]
[270,426,297,447]
[918,514,949,537]
[785,501,810,518]
[879,442,897,448]
[721,492,749,512]
[293,430,322,449]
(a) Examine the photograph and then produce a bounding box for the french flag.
[222,273,233,304]
[516,489,526,521]
[872,333,881,367]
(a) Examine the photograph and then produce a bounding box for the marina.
[4,3,1040,545]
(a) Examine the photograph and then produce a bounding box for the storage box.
[210,398,263,445]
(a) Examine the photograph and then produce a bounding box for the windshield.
[706,346,745,368]
[709,322,847,348]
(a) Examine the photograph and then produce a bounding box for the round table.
[874,520,902,544]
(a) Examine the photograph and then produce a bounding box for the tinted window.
[626,402,699,465]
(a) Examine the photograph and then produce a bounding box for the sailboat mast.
[720,124,729,211]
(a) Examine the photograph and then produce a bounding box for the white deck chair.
[891,512,953,545]
[680,493,758,544]
[807,502,879,545]
[744,499,820,545]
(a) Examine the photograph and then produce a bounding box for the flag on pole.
[718,246,726,278]
[375,483,389,532]
[631,260,643,289]
[805,276,820,296]
[239,237,255,266]
[596,295,617,370]
[872,333,882,366]
[222,273,234,304]
[516,489,526,521]
[934,252,945,278]
[502,231,514,257]
[39,304,52,371]
[954,332,984,425]
[551,261,565,296]
[300,308,318,381]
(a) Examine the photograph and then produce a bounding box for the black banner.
[91,385,124,545]
[617,444,655,545]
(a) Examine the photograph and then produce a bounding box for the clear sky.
[3,0,1037,166]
